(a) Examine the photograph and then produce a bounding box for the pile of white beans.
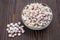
[22,3,53,29]
[6,22,25,37]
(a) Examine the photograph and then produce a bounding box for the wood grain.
[0,0,60,40]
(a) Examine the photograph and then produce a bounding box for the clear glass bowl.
[21,3,53,30]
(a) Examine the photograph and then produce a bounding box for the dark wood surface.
[0,0,60,40]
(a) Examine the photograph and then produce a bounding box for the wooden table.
[0,0,60,40]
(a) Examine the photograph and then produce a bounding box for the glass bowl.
[21,3,53,30]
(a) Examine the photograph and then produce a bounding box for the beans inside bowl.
[21,3,53,30]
